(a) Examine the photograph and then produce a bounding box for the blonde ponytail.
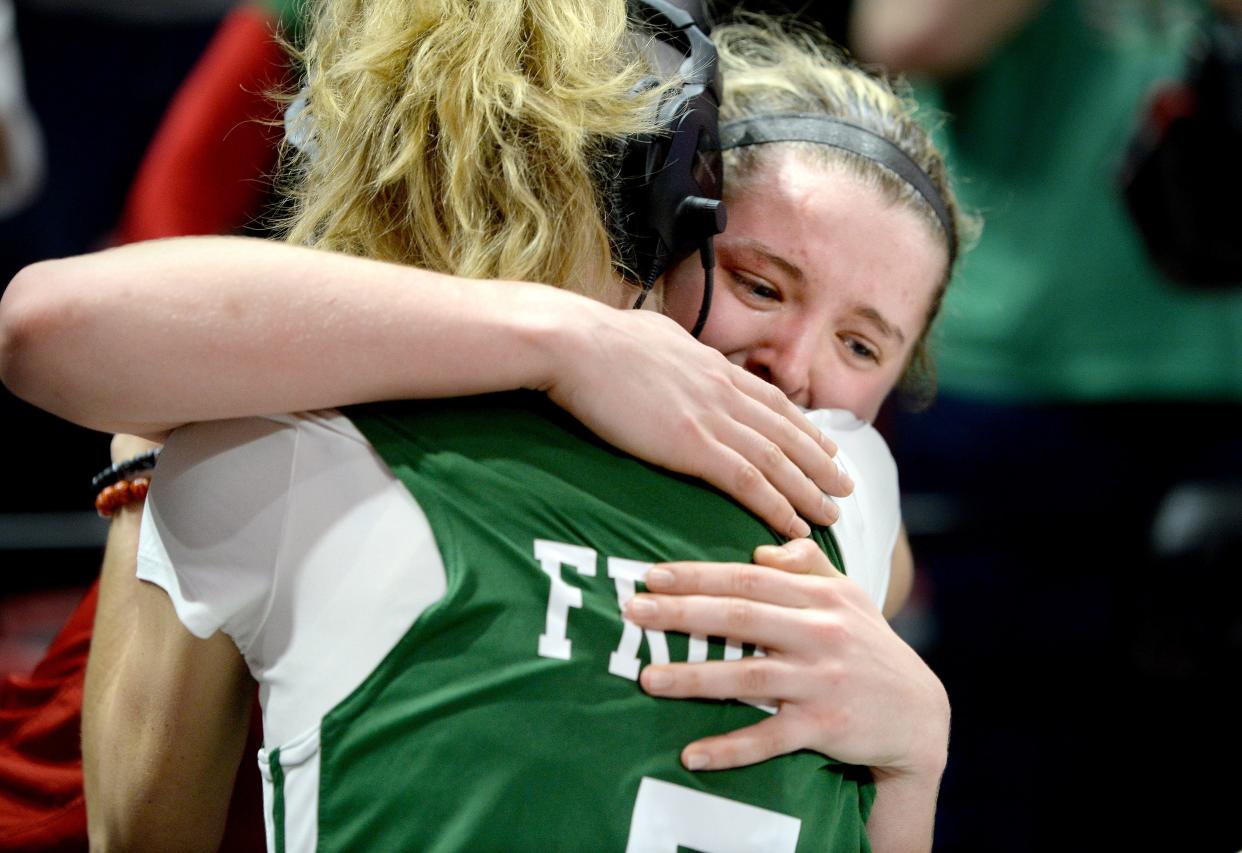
[283,0,664,299]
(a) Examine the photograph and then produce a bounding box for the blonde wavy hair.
[713,19,976,406]
[282,0,664,300]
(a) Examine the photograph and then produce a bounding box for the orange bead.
[95,478,155,517]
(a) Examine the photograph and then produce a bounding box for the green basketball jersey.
[288,393,874,852]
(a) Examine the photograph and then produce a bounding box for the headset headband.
[720,113,956,262]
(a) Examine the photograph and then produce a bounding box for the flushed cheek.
[695,305,769,363]
[662,278,701,330]
[807,365,896,422]
[660,259,715,332]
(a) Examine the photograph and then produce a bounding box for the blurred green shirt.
[919,0,1242,402]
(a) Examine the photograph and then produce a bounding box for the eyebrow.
[731,238,805,284]
[730,237,908,346]
[855,305,906,346]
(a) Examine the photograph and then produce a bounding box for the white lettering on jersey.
[687,634,708,662]
[625,777,801,852]
[535,539,597,660]
[606,557,670,681]
[534,539,770,707]
[742,646,777,715]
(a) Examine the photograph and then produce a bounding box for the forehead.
[724,150,946,328]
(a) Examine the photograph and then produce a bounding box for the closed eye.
[730,270,782,303]
[841,334,879,363]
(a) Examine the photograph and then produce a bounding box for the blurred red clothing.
[116,3,287,243]
[0,4,289,849]
[0,584,267,851]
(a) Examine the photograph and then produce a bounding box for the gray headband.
[719,113,956,262]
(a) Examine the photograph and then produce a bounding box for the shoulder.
[804,409,898,495]
[137,411,383,644]
[804,409,901,609]
[146,411,373,551]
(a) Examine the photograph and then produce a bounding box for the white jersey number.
[625,778,801,853]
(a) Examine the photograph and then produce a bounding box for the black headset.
[615,0,727,337]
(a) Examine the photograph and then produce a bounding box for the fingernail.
[753,544,781,561]
[683,752,709,771]
[627,596,657,618]
[644,567,675,589]
[821,495,839,524]
[836,460,854,494]
[788,517,811,539]
[818,431,837,456]
[645,669,672,690]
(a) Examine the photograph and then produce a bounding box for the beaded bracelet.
[95,477,151,518]
[92,448,161,518]
[91,448,161,491]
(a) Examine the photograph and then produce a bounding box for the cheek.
[661,261,706,331]
[807,354,906,422]
[692,285,764,358]
[808,372,867,420]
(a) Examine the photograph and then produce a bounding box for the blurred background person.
[0,3,297,849]
[0,0,43,220]
[846,0,1242,850]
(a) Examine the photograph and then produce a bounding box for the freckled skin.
[663,150,947,421]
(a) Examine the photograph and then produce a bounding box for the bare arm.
[0,237,587,437]
[850,0,1045,76]
[883,526,914,618]
[0,236,849,536]
[83,440,253,850]
[866,768,944,853]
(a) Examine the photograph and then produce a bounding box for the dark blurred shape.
[1121,13,1242,287]
[0,0,222,525]
[712,0,852,43]
[1,6,286,849]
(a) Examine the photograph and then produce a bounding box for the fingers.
[752,538,842,579]
[639,657,804,702]
[686,364,852,534]
[731,367,852,500]
[695,405,839,533]
[692,443,813,539]
[713,414,841,530]
[625,592,824,650]
[678,715,799,772]
[643,558,834,608]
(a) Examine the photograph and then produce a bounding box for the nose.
[742,326,818,409]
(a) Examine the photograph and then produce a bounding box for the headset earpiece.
[616,0,726,292]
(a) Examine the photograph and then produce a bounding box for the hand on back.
[544,308,852,538]
[623,539,950,782]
